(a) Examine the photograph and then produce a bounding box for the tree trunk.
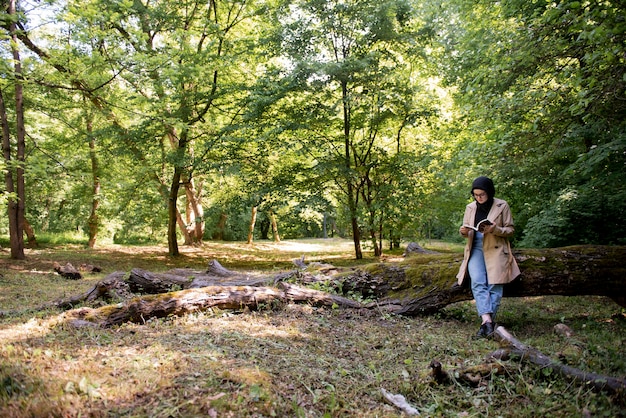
[23,218,37,248]
[168,166,182,256]
[184,177,205,244]
[269,209,280,243]
[247,206,257,244]
[1,2,26,260]
[176,205,193,245]
[362,173,381,257]
[213,212,228,240]
[87,108,100,249]
[341,79,363,260]
[369,228,380,257]
[350,213,362,259]
[337,245,626,315]
[167,125,192,256]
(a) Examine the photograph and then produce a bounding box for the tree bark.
[341,79,363,260]
[87,107,100,249]
[247,206,257,244]
[269,209,280,242]
[23,217,37,248]
[168,166,182,256]
[1,1,26,260]
[166,128,189,256]
[184,177,205,244]
[337,245,626,315]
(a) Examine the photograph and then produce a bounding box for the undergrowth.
[0,239,624,417]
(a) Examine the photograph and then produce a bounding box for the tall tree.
[0,0,27,259]
[85,105,100,248]
[274,0,424,258]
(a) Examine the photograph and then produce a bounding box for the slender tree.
[0,0,26,259]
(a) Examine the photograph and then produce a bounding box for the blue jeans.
[468,232,503,319]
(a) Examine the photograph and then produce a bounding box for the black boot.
[475,323,488,338]
[475,322,495,339]
[483,321,494,337]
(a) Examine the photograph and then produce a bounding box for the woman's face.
[472,189,488,204]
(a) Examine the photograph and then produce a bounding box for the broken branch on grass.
[380,388,420,416]
[428,359,508,387]
[493,326,626,394]
[427,326,625,395]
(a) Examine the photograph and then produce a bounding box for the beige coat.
[456,198,521,285]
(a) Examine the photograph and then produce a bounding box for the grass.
[0,238,624,417]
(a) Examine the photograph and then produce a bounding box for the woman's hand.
[481,223,496,234]
[460,226,470,237]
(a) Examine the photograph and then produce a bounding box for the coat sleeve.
[459,205,474,237]
[493,201,515,238]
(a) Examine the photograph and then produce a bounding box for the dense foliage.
[1,0,624,254]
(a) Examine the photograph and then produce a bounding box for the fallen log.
[337,245,626,315]
[41,245,626,326]
[58,282,362,328]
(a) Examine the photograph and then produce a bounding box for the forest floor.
[0,239,624,417]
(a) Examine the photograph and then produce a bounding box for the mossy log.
[52,245,625,326]
[340,245,626,315]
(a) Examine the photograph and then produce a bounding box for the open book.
[463,219,493,232]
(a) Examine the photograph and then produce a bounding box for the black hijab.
[471,176,495,227]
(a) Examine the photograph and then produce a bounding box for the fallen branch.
[380,388,420,416]
[48,272,130,310]
[428,359,509,387]
[53,262,82,280]
[494,326,626,394]
[427,326,625,394]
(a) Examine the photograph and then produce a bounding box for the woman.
[456,176,521,338]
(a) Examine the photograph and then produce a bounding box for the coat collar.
[469,198,506,221]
